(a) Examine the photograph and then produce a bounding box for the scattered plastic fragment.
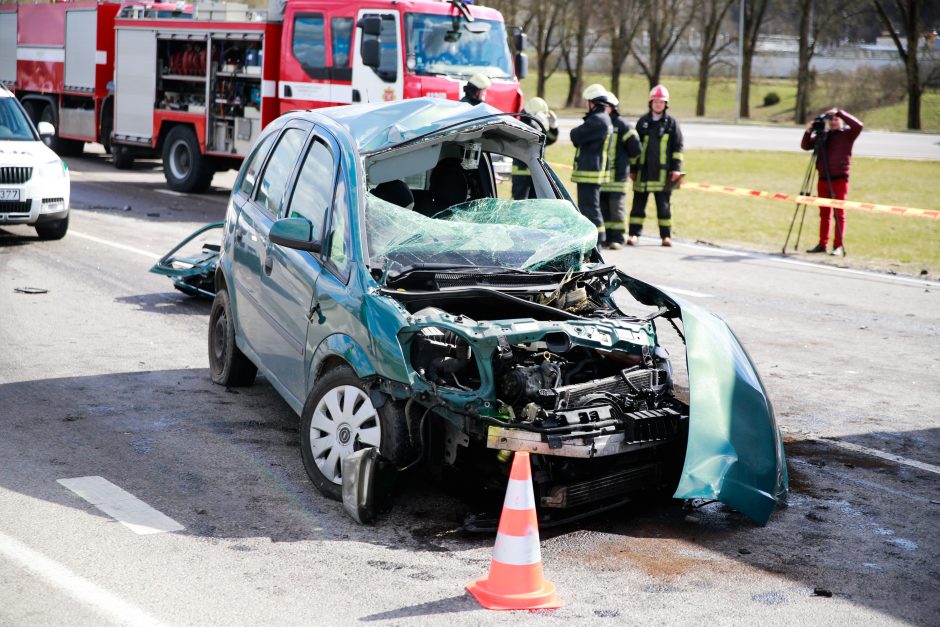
[14,287,48,294]
[812,588,832,598]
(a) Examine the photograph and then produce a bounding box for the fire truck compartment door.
[0,12,15,83]
[65,9,97,90]
[352,11,403,104]
[114,29,157,142]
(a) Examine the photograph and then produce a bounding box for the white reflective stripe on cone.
[492,531,542,566]
[503,478,536,511]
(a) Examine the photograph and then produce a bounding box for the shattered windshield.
[366,195,597,273]
[405,14,513,79]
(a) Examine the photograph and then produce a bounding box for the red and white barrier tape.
[544,161,939,220]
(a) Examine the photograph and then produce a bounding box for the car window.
[331,17,354,80]
[292,13,327,78]
[0,98,37,141]
[236,132,276,197]
[326,174,351,279]
[255,128,306,216]
[361,14,398,83]
[285,138,335,243]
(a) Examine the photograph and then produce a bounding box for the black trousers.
[576,183,604,243]
[511,175,535,200]
[629,191,672,238]
[600,192,627,244]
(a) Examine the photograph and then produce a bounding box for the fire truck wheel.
[112,145,135,170]
[38,104,84,157]
[163,126,214,193]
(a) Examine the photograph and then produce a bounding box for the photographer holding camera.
[801,108,863,256]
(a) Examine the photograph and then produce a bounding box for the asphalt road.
[1,152,938,625]
[556,118,940,160]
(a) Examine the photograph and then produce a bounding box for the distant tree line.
[489,0,938,129]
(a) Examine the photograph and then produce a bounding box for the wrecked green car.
[208,98,787,525]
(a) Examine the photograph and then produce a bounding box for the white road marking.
[57,476,185,535]
[671,239,936,288]
[155,189,186,197]
[783,427,940,476]
[657,285,713,298]
[0,530,166,626]
[70,230,161,260]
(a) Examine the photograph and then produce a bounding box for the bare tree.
[693,0,735,116]
[559,1,600,108]
[738,0,769,118]
[520,0,567,97]
[632,0,698,89]
[601,0,643,99]
[872,0,925,129]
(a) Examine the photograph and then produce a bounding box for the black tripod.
[783,124,840,255]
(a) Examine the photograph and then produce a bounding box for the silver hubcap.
[309,385,381,485]
[169,139,192,180]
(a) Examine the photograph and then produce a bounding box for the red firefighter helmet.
[648,84,670,102]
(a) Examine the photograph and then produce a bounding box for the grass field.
[520,73,940,133]
[527,144,940,277]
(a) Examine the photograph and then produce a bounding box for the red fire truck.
[1,0,526,192]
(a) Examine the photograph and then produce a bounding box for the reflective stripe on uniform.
[572,171,608,183]
[629,217,645,225]
[604,221,625,229]
[512,166,531,176]
[658,218,672,226]
[600,180,628,192]
[597,225,606,233]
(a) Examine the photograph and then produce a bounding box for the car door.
[260,129,337,407]
[351,10,403,103]
[305,150,360,383]
[230,123,309,371]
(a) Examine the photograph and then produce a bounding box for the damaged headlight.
[409,326,480,390]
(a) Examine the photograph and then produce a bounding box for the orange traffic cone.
[466,451,563,610]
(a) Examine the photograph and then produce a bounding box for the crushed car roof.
[308,98,536,154]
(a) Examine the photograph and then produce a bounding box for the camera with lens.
[812,113,833,133]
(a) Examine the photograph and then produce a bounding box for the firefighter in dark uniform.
[600,91,641,249]
[570,84,614,244]
[512,97,559,200]
[461,73,491,105]
[628,84,683,247]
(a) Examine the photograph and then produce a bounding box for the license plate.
[0,188,21,201]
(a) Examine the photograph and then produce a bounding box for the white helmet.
[582,83,608,103]
[523,97,549,115]
[605,91,619,108]
[468,73,492,90]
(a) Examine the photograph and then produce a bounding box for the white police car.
[0,86,70,240]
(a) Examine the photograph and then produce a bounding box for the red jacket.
[801,110,863,179]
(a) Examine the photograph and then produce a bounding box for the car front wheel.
[208,289,257,387]
[300,365,413,500]
[35,215,69,240]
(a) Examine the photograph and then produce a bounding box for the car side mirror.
[269,217,321,253]
[514,31,527,52]
[514,52,528,79]
[357,16,382,37]
[361,39,380,69]
[37,121,55,137]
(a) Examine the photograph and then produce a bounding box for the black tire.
[99,100,113,154]
[300,365,414,500]
[39,105,84,157]
[208,289,257,387]
[112,144,135,170]
[35,215,69,241]
[162,125,214,193]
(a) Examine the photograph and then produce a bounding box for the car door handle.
[352,89,361,103]
[263,254,273,275]
[308,302,325,324]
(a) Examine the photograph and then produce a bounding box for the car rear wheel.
[300,365,413,500]
[35,215,69,240]
[162,125,214,193]
[208,289,257,387]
